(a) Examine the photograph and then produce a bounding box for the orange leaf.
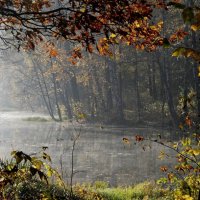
[50,49,58,57]
[185,115,192,127]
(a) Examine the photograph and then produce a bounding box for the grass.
[0,179,171,200]
[97,187,135,200]
[96,182,169,200]
[23,116,50,122]
[73,181,170,200]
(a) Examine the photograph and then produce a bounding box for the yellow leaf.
[172,47,186,57]
[126,41,131,45]
[191,24,200,31]
[198,66,200,77]
[80,4,86,13]
[77,113,86,119]
[80,7,86,13]
[110,33,116,38]
[181,195,193,200]
[134,20,141,28]
[159,151,166,160]
[181,138,191,146]
[122,137,130,144]
[32,160,43,170]
[189,149,200,156]
[157,21,164,28]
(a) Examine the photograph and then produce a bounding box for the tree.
[0,0,166,52]
[1,0,199,125]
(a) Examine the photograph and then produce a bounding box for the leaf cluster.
[0,148,65,199]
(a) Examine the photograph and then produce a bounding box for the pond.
[0,111,178,186]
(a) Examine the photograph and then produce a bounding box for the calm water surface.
[0,111,177,186]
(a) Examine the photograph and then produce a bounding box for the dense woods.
[0,2,199,128]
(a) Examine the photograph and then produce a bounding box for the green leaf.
[156,177,168,184]
[6,164,13,171]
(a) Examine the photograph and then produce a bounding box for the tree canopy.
[0,0,169,52]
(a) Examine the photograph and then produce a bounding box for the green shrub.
[15,180,47,200]
[93,181,109,189]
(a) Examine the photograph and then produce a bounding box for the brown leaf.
[135,135,144,142]
[160,166,168,172]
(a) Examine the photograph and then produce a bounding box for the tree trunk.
[90,66,106,116]
[33,61,56,121]
[107,57,124,122]
[52,73,62,121]
[105,63,113,111]
[158,51,179,127]
[59,82,73,120]
[70,72,80,102]
[135,52,142,122]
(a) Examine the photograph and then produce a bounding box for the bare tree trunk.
[135,52,142,122]
[158,9,179,127]
[158,52,179,127]
[58,83,73,120]
[91,66,107,116]
[105,64,113,111]
[63,84,73,119]
[152,59,158,100]
[70,71,80,102]
[107,58,124,122]
[52,73,62,121]
[88,78,97,119]
[33,61,56,120]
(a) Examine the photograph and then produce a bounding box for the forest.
[0,0,199,200]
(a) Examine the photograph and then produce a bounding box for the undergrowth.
[23,116,49,122]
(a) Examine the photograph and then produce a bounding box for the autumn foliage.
[0,0,168,52]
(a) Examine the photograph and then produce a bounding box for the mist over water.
[0,111,176,186]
